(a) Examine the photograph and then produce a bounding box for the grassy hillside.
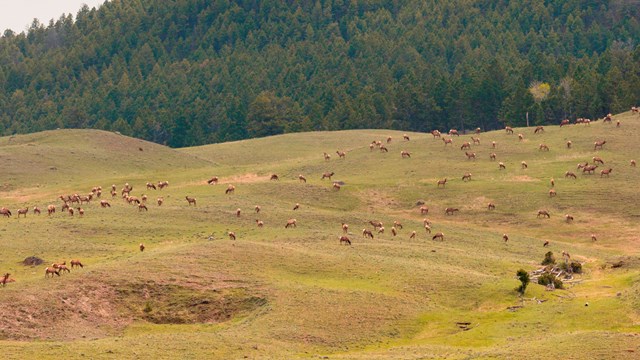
[1,113,639,358]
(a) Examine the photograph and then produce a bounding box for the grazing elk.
[391,227,397,236]
[437,178,447,187]
[566,140,572,149]
[100,200,111,208]
[550,178,555,187]
[0,207,12,217]
[293,203,300,210]
[137,203,148,211]
[431,130,441,138]
[539,144,549,151]
[225,184,236,194]
[33,206,41,215]
[444,207,459,215]
[67,208,74,216]
[543,240,550,247]
[460,142,471,150]
[70,259,84,268]
[270,174,279,181]
[1,273,14,287]
[488,202,495,210]
[600,168,613,177]
[401,150,411,158]
[549,189,557,197]
[591,234,597,242]
[462,173,472,181]
[255,205,261,213]
[157,197,164,206]
[17,208,28,218]
[537,210,551,218]
[139,243,145,252]
[298,174,307,183]
[393,220,403,230]
[449,129,459,136]
[47,205,56,215]
[503,234,509,243]
[45,267,60,277]
[342,223,349,233]
[603,113,613,123]
[403,134,411,141]
[492,141,497,149]
[336,150,346,158]
[534,126,544,134]
[518,133,524,141]
[77,208,84,216]
[565,171,577,179]
[499,162,506,170]
[339,236,352,245]
[256,219,264,228]
[471,137,480,144]
[228,232,236,240]
[158,181,169,189]
[147,182,157,190]
[369,220,383,229]
[442,138,453,146]
[362,229,374,239]
[632,106,639,114]
[321,172,334,180]
[521,161,528,169]
[285,219,297,228]
[490,153,497,161]
[53,262,70,274]
[432,232,445,241]
[565,214,574,223]
[424,224,431,234]
[505,126,514,134]
[409,231,417,239]
[593,156,604,165]
[631,160,636,167]
[206,177,218,185]
[185,196,196,206]
[332,182,341,191]
[420,206,429,215]
[323,152,331,161]
[594,140,606,150]
[583,165,598,174]
[387,136,392,143]
[379,145,389,152]
[465,152,476,160]
[560,119,570,127]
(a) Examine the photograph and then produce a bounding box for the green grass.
[1,113,640,358]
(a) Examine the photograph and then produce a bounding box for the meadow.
[0,112,639,359]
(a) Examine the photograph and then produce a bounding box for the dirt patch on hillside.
[0,276,266,341]
[223,173,271,184]
[510,175,539,182]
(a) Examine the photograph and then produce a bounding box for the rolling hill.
[0,112,639,358]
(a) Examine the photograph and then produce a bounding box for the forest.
[0,0,638,147]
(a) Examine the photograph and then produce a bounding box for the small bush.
[559,261,583,274]
[537,273,563,289]
[541,251,556,265]
[516,269,530,295]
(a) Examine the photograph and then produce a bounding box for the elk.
[387,136,392,143]
[53,262,70,274]
[270,174,279,181]
[111,190,117,198]
[550,178,555,187]
[67,208,74,216]
[461,173,472,181]
[460,142,471,150]
[70,259,84,268]
[577,162,588,170]
[342,223,349,233]
[423,218,431,226]
[543,240,550,247]
[17,208,28,218]
[225,184,236,194]
[100,200,111,208]
[256,219,264,228]
[490,153,497,161]
[45,267,60,278]
[594,140,606,150]
[491,141,497,149]
[157,197,164,206]
[475,127,481,134]
[592,156,604,165]
[521,161,528,169]
[499,162,506,170]
[379,145,389,152]
[600,168,613,177]
[437,178,447,187]
[401,150,411,158]
[0,207,11,217]
[77,207,84,216]
[549,189,557,197]
[603,113,613,123]
[362,229,374,239]
[403,133,411,141]
[420,206,429,215]
[369,220,383,229]
[158,181,169,189]
[631,160,636,167]
[409,231,417,239]
[393,220,403,230]
[285,219,297,228]
[471,136,480,144]
[432,232,444,241]
[207,177,218,185]
[539,144,549,151]
[336,150,346,158]
[591,234,597,242]
[442,138,453,146]
[228,232,236,240]
[377,226,385,234]
[632,106,639,114]
[565,171,577,179]
[139,243,145,252]
[583,165,598,174]
[47,204,56,215]
[137,203,148,211]
[1,273,14,287]
[323,152,331,161]
[424,224,431,234]
[465,152,476,160]
[518,133,524,141]
[254,205,261,214]
[565,214,574,223]
[298,174,307,183]
[444,207,459,215]
[534,126,544,134]
[332,182,341,191]
[449,129,459,136]
[537,210,551,218]
[293,203,300,210]
[566,140,572,149]
[185,196,196,206]
[147,182,158,190]
[487,202,495,210]
[505,126,514,134]
[369,143,375,151]
[33,206,41,215]
[339,236,351,245]
[560,119,570,127]
[431,130,441,138]
[503,234,509,243]
[391,227,397,236]
[321,172,334,180]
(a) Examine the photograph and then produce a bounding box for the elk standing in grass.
[70,260,84,268]
[321,172,334,180]
[225,185,236,194]
[462,173,472,181]
[410,231,416,239]
[505,126,514,134]
[45,267,60,278]
[437,178,447,187]
[256,220,264,228]
[537,210,550,218]
[539,143,549,151]
[401,150,411,158]
[157,197,164,206]
[594,140,606,150]
[600,168,613,177]
[488,202,495,210]
[534,126,544,134]
[339,236,351,245]
[285,219,297,228]
[228,232,236,240]
[17,208,28,218]
[565,171,577,179]
[298,174,307,183]
[432,232,444,241]
[503,234,509,243]
[565,214,574,223]
[566,140,572,149]
[362,229,374,239]
[445,207,459,215]
[420,206,429,215]
[33,206,41,215]
[270,174,279,181]
[185,196,196,206]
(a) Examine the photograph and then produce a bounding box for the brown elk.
[321,172,334,180]
[225,184,236,194]
[206,177,218,185]
[521,161,528,169]
[270,174,279,181]
[591,234,597,242]
[0,207,11,217]
[403,133,411,141]
[1,273,14,287]
[53,262,71,274]
[631,160,636,167]
[157,197,164,206]
[158,181,169,189]
[462,173,472,181]
[518,133,524,141]
[592,156,604,165]
[17,208,28,218]
[449,129,459,136]
[471,136,480,144]
[341,223,349,233]
[432,232,444,241]
[460,142,471,150]
[431,130,441,138]
[423,218,431,226]
[285,219,297,228]
[377,226,385,234]
[256,219,264,228]
[67,208,74,216]
[332,182,341,191]
[228,232,236,240]
[499,162,506,170]
[503,234,509,243]
[236,208,241,217]
[577,162,588,170]
[549,189,557,197]
[70,259,84,268]
[583,165,598,174]
[323,152,331,161]
[298,174,307,183]
[424,224,431,234]
[475,127,481,134]
[444,207,459,215]
[420,206,429,215]
[487,202,495,210]
[465,152,476,160]
[255,205,261,213]
[560,119,570,127]
[141,195,148,203]
[147,182,158,190]
[534,126,544,134]
[409,231,417,239]
[594,140,606,150]
[45,267,60,277]
[600,168,613,177]
[565,214,574,223]
[437,178,447,187]
[185,196,196,206]
[401,150,411,158]
[339,236,352,245]
[77,207,84,216]
[391,227,397,236]
[632,106,639,114]
[100,200,111,208]
[336,150,346,158]
[33,206,41,215]
[62,202,70,212]
[550,178,555,187]
[442,138,453,146]
[491,141,497,149]
[47,204,56,215]
[603,113,613,123]
[138,204,148,211]
[362,229,374,239]
[537,210,551,218]
[566,140,572,149]
[393,220,403,230]
[139,243,145,252]
[565,171,577,179]
[505,126,514,134]
[369,143,375,151]
[490,153,497,161]
[379,145,389,152]
[111,190,117,198]
[369,220,383,229]
[387,136,392,143]
[543,240,550,247]
[539,144,549,151]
